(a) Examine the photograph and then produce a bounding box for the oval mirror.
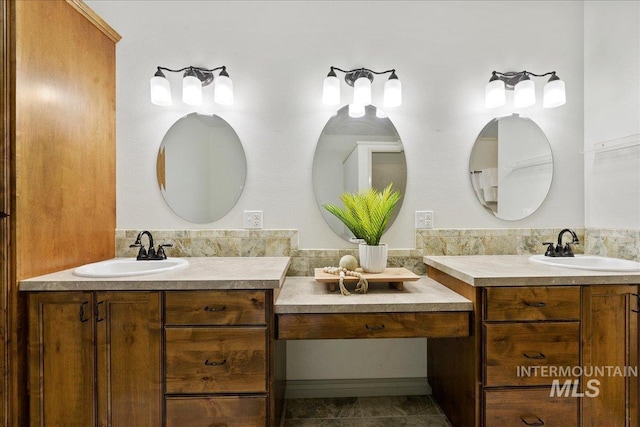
[313,105,407,242]
[469,114,553,220]
[156,113,246,223]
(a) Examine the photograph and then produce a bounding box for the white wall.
[87,0,586,385]
[87,0,584,249]
[584,1,640,229]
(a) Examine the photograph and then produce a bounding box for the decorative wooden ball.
[339,255,358,271]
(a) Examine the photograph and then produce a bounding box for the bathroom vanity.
[20,255,640,427]
[424,255,640,427]
[19,257,290,427]
[20,257,473,427]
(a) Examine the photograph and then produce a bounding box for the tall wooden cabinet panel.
[0,1,12,423]
[2,1,120,424]
[28,292,162,427]
[582,285,639,427]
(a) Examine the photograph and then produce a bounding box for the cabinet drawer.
[485,286,580,321]
[166,396,266,427]
[165,327,267,393]
[485,388,578,427]
[277,312,469,340]
[165,291,266,326]
[484,322,580,386]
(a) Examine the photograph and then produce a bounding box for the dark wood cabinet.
[484,388,578,426]
[164,290,279,427]
[165,396,267,427]
[28,293,96,426]
[277,311,469,340]
[27,288,284,426]
[582,285,639,427]
[427,266,640,427]
[28,292,162,427]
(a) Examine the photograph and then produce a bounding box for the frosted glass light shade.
[214,74,234,105]
[322,75,340,105]
[182,74,203,105]
[150,75,172,106]
[353,76,372,105]
[348,103,365,118]
[543,78,566,108]
[514,79,536,108]
[485,79,506,108]
[383,78,402,108]
[375,108,387,118]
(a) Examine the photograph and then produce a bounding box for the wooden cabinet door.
[28,292,96,427]
[582,285,639,427]
[96,292,162,427]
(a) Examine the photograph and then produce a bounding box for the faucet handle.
[157,244,172,260]
[542,242,556,257]
[562,242,576,257]
[132,245,147,260]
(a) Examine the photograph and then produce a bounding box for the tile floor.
[282,395,453,426]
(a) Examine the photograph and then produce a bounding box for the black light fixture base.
[344,69,374,87]
[497,71,529,90]
[192,68,214,86]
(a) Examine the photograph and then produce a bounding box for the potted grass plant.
[323,183,401,273]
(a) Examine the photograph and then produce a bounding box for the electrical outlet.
[415,210,434,229]
[243,210,263,229]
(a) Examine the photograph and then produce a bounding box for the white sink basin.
[529,254,640,272]
[73,257,189,278]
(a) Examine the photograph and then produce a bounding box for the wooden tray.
[314,267,420,292]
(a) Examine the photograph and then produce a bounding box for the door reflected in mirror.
[469,114,553,220]
[313,105,407,242]
[156,113,246,223]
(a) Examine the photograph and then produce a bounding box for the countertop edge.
[18,279,285,292]
[424,258,477,286]
[18,257,292,292]
[274,276,473,314]
[423,255,640,287]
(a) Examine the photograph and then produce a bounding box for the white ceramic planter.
[359,243,388,273]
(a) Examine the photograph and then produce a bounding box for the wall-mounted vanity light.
[323,66,402,111]
[485,70,565,109]
[150,65,233,107]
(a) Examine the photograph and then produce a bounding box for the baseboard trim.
[284,377,432,399]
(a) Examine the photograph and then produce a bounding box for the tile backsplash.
[113,227,638,276]
[584,228,640,261]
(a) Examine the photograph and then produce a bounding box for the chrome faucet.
[129,230,172,260]
[543,228,579,257]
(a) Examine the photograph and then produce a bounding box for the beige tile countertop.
[274,276,472,314]
[424,255,640,287]
[19,257,291,291]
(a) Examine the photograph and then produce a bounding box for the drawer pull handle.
[632,293,640,314]
[523,352,546,360]
[204,358,227,367]
[365,324,385,331]
[523,301,546,308]
[520,416,545,426]
[204,306,227,312]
